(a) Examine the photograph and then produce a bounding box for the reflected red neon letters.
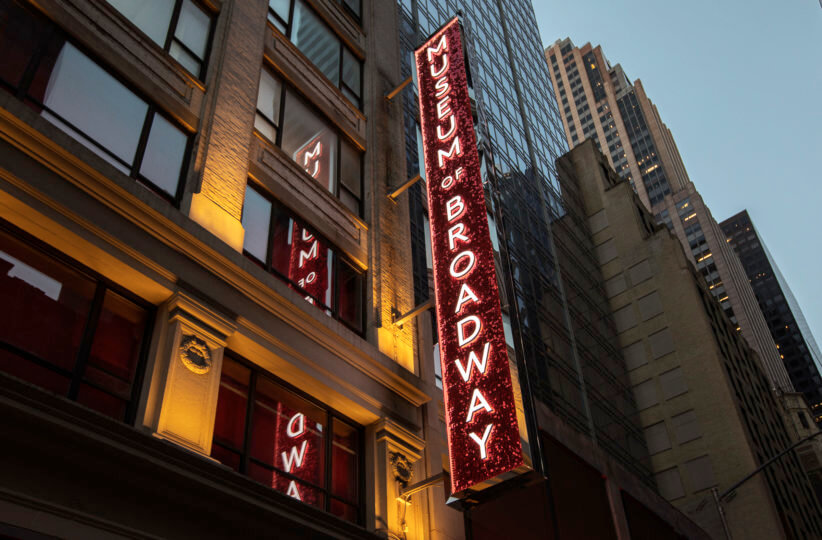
[415,17,523,494]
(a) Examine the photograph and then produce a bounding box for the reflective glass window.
[105,0,214,78]
[255,70,362,215]
[241,185,365,334]
[265,0,362,108]
[0,223,151,422]
[0,2,191,203]
[212,354,362,522]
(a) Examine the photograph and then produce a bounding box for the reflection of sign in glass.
[294,131,334,192]
[415,17,524,496]
[288,223,329,307]
[275,406,322,505]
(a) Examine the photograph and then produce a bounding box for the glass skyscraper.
[722,210,822,420]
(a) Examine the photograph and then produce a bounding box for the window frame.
[212,351,365,524]
[266,0,363,109]
[254,68,364,217]
[0,4,193,206]
[103,0,217,80]
[242,183,366,335]
[0,219,155,424]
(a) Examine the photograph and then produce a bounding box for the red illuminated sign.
[415,17,523,495]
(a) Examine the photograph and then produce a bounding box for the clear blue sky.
[533,0,822,347]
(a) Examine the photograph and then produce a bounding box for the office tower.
[399,2,707,538]
[561,140,822,539]
[722,210,822,420]
[545,38,793,395]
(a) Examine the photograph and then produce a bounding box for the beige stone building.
[558,140,822,539]
[545,39,793,398]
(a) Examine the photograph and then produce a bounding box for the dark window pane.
[255,70,283,142]
[249,462,324,508]
[105,0,174,45]
[0,0,47,88]
[269,205,292,277]
[268,0,290,30]
[242,185,273,263]
[249,376,327,493]
[341,86,359,107]
[169,42,200,74]
[337,260,362,332]
[0,348,71,395]
[339,140,361,199]
[332,419,359,502]
[282,90,338,193]
[287,222,333,308]
[211,443,242,472]
[41,43,149,167]
[83,364,131,399]
[174,0,210,60]
[87,290,148,387]
[330,498,358,523]
[0,231,95,373]
[213,357,250,450]
[292,1,340,86]
[140,113,187,196]
[341,0,360,18]
[339,188,359,216]
[341,48,361,99]
[76,383,127,420]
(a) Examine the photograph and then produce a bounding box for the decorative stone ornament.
[390,452,414,488]
[179,334,212,374]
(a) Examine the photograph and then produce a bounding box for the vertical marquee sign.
[415,17,523,495]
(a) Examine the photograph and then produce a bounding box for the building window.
[104,0,214,78]
[0,222,152,422]
[255,69,363,215]
[241,184,365,334]
[212,353,362,523]
[266,0,362,108]
[0,0,191,203]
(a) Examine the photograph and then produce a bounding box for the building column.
[371,419,427,540]
[184,0,269,252]
[141,291,237,456]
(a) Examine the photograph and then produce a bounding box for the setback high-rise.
[545,38,794,395]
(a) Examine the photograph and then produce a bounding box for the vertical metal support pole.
[712,487,733,540]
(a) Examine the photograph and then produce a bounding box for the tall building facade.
[0,0,445,537]
[562,141,822,539]
[545,38,793,395]
[721,210,822,420]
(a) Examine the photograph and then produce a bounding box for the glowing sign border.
[415,17,523,495]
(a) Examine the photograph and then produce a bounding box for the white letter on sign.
[466,388,493,422]
[454,342,491,382]
[469,424,494,460]
[437,136,462,168]
[457,315,481,346]
[446,195,465,221]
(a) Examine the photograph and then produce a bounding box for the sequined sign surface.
[415,17,523,495]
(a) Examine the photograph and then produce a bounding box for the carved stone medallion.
[179,335,211,374]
